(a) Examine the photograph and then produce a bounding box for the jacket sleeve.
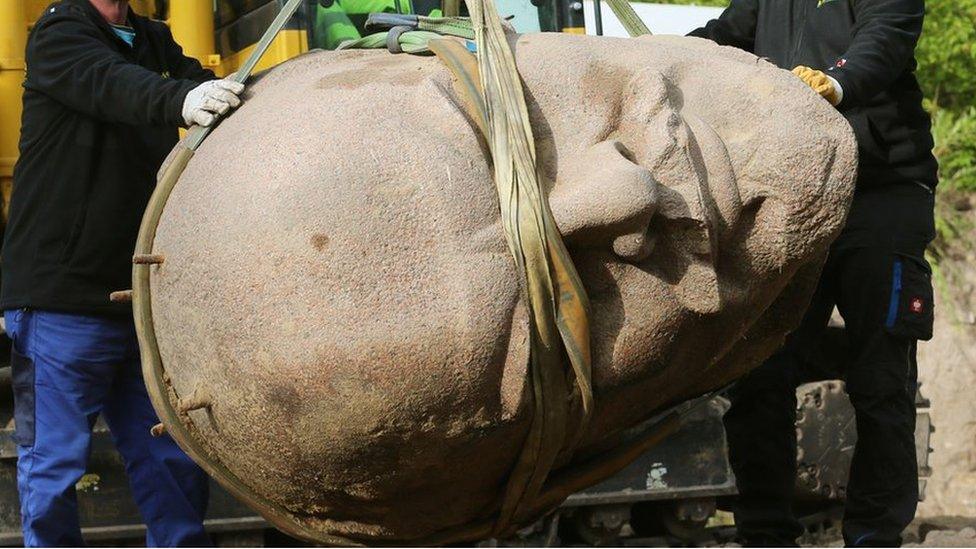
[314,1,362,50]
[827,0,925,109]
[24,10,199,127]
[160,24,216,84]
[686,0,759,53]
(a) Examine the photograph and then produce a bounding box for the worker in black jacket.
[1,0,244,546]
[690,0,936,546]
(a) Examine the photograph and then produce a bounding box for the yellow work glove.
[791,65,841,106]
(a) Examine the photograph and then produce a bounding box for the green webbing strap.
[428,39,486,132]
[337,15,474,52]
[337,29,445,53]
[604,0,651,37]
[418,14,475,37]
[460,0,594,535]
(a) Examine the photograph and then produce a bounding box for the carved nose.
[548,140,660,257]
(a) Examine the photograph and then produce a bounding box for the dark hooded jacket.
[2,0,214,316]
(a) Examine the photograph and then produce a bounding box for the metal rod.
[593,0,603,36]
[183,0,305,152]
[132,254,165,265]
[603,0,651,37]
[109,290,133,303]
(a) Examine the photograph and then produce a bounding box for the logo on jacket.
[817,0,840,6]
[910,296,925,314]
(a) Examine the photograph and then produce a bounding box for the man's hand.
[182,78,245,127]
[791,66,842,106]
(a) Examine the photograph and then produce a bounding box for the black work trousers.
[725,182,936,547]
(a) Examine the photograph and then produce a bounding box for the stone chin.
[146,33,856,542]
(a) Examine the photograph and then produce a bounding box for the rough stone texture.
[149,33,857,542]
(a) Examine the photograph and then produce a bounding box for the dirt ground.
[906,519,976,547]
[916,194,976,519]
[794,519,976,547]
[909,527,976,547]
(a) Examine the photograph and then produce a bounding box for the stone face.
[148,33,857,543]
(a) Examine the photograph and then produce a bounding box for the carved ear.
[650,123,723,316]
[549,140,660,263]
[623,71,725,315]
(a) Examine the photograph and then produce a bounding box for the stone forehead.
[232,33,851,233]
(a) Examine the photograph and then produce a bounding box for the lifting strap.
[603,0,652,37]
[183,0,305,151]
[431,0,594,532]
[442,0,461,16]
[337,14,474,52]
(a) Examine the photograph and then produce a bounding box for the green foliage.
[916,0,976,113]
[932,107,976,191]
[930,107,976,270]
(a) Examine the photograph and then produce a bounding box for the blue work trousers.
[5,309,211,547]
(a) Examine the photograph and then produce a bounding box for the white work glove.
[182,77,245,127]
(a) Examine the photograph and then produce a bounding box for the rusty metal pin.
[178,388,213,414]
[133,254,165,265]
[109,290,133,303]
[150,423,166,437]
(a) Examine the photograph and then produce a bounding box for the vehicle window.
[215,0,309,57]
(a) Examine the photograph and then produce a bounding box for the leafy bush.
[932,107,976,192]
[930,107,975,275]
[916,0,976,113]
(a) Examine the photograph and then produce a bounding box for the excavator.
[0,1,932,545]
